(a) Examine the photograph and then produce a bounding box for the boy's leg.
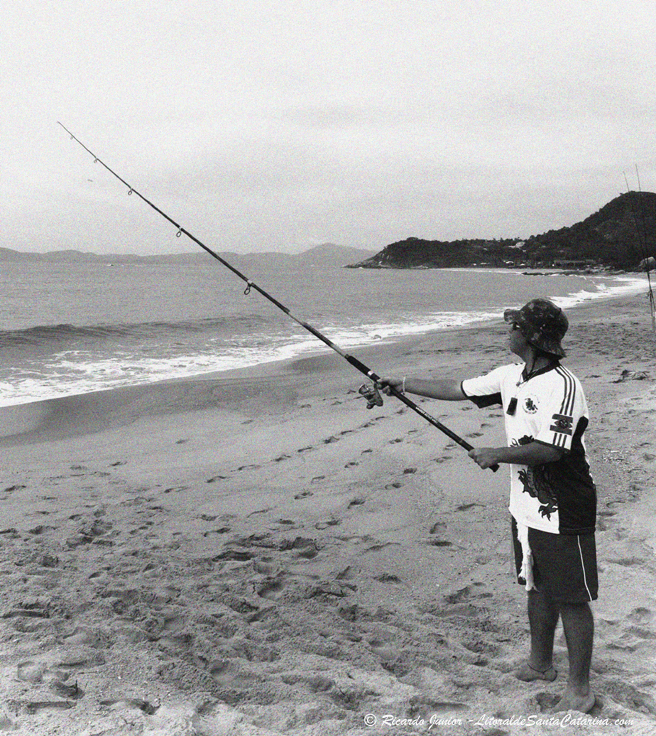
[515,588,559,681]
[553,602,595,713]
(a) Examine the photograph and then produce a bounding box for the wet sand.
[0,292,655,734]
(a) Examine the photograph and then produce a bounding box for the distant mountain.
[295,243,376,266]
[0,247,199,264]
[0,243,375,268]
[347,192,656,270]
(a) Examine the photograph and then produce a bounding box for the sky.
[3,0,656,255]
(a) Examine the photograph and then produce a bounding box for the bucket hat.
[503,298,568,358]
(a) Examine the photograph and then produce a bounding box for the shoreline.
[0,270,648,414]
[0,286,650,445]
[0,292,654,733]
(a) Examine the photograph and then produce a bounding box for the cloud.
[3,0,656,253]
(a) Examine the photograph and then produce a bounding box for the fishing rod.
[58,122,498,472]
[623,170,656,333]
[634,167,656,333]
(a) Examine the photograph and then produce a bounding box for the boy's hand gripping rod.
[58,123,498,472]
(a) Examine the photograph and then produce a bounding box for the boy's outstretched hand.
[377,377,402,395]
[468,447,503,470]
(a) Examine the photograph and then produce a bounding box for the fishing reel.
[358,383,384,410]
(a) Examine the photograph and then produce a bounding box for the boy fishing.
[379,299,597,715]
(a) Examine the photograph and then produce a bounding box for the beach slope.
[0,294,654,735]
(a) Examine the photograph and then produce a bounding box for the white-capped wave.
[0,273,647,408]
[549,275,646,309]
[0,311,497,407]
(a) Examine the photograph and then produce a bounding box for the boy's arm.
[469,442,563,470]
[379,377,466,401]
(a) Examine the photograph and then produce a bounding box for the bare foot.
[515,662,558,682]
[551,690,595,714]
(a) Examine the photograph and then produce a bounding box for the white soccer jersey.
[462,362,596,534]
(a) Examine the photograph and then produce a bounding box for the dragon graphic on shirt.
[513,435,559,519]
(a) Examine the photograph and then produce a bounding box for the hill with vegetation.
[348,192,656,270]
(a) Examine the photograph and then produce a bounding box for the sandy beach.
[0,290,655,735]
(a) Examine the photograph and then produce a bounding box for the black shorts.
[511,518,598,603]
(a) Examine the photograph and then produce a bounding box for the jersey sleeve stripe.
[562,367,575,415]
[554,433,567,448]
[556,366,576,416]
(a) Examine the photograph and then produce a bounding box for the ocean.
[0,259,646,407]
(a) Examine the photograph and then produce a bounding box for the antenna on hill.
[623,168,655,333]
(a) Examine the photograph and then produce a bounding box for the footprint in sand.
[443,583,492,605]
[163,485,190,494]
[100,698,158,715]
[628,607,654,625]
[213,547,254,561]
[607,554,646,567]
[336,566,354,580]
[27,524,56,535]
[24,701,76,715]
[50,680,84,700]
[315,518,340,530]
[247,507,271,517]
[287,538,319,559]
[597,515,616,532]
[257,576,286,600]
[202,527,231,537]
[374,573,402,584]
[17,661,47,684]
[456,502,484,512]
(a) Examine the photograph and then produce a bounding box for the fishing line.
[58,122,498,471]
